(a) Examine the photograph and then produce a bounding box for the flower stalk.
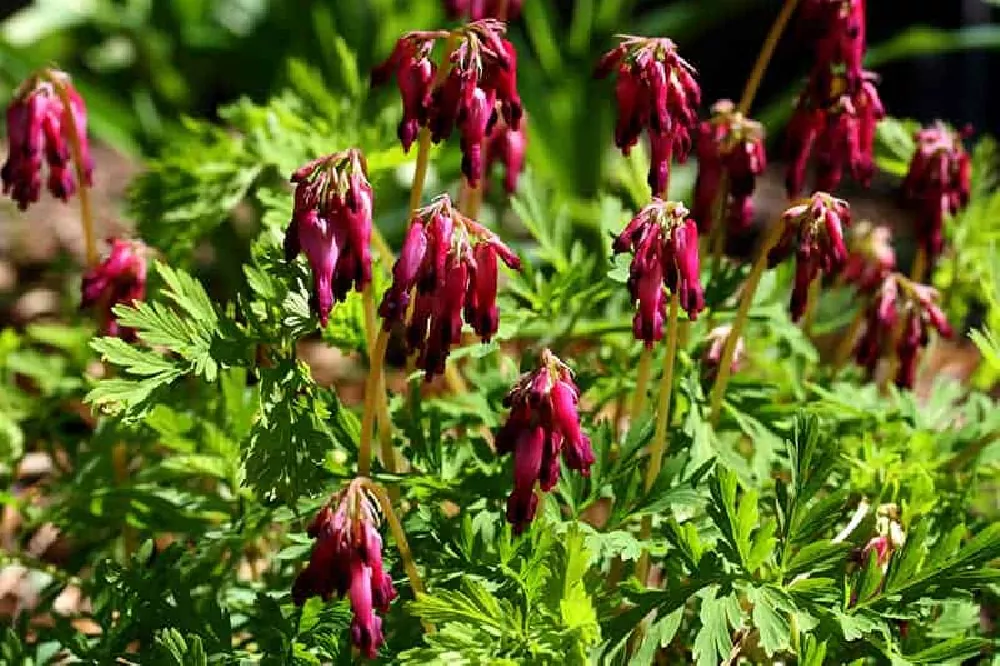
[709,219,786,425]
[737,0,800,115]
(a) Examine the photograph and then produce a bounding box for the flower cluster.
[379,194,520,378]
[595,36,701,196]
[372,20,522,186]
[293,480,397,659]
[444,0,522,20]
[284,149,373,327]
[614,200,704,346]
[2,70,93,210]
[692,99,767,235]
[484,113,527,194]
[786,0,884,197]
[842,221,896,293]
[496,349,593,533]
[81,238,147,340]
[853,274,953,388]
[901,122,971,262]
[769,193,851,321]
[702,324,746,382]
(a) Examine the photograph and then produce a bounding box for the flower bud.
[842,221,895,293]
[702,324,745,382]
[81,239,147,340]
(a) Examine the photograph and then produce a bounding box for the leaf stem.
[635,290,680,584]
[709,219,786,425]
[737,0,801,115]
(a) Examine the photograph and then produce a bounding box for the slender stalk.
[635,291,681,585]
[408,34,459,214]
[911,247,928,283]
[737,0,801,115]
[800,277,821,337]
[708,172,730,281]
[360,285,390,477]
[709,220,785,425]
[831,303,867,375]
[630,347,653,422]
[879,316,907,396]
[362,282,399,476]
[43,70,97,267]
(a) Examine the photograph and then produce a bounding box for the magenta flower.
[768,192,851,321]
[496,349,593,533]
[861,535,892,569]
[284,149,373,327]
[373,20,522,187]
[613,200,704,346]
[842,221,896,293]
[292,480,398,660]
[2,70,93,210]
[799,0,867,84]
[692,99,766,235]
[80,238,147,340]
[484,114,527,194]
[595,36,701,196]
[901,122,971,263]
[853,273,952,388]
[379,194,520,379]
[444,0,522,20]
[786,72,884,198]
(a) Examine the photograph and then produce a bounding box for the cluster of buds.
[595,36,701,196]
[2,69,93,210]
[702,324,746,383]
[842,220,896,292]
[284,149,373,327]
[496,349,593,533]
[81,238,147,339]
[769,193,851,321]
[901,122,972,261]
[484,114,527,194]
[379,194,520,379]
[785,73,884,197]
[293,480,397,659]
[787,0,884,197]
[693,99,767,235]
[613,200,705,345]
[853,273,953,388]
[372,20,523,187]
[444,0,522,20]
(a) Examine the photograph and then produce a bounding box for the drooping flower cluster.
[484,113,527,194]
[284,149,373,327]
[595,36,701,196]
[692,99,767,235]
[842,220,896,292]
[853,273,953,388]
[496,349,593,533]
[2,70,93,210]
[613,200,705,346]
[901,122,971,262]
[702,324,746,382]
[81,238,147,340]
[786,0,884,197]
[768,193,851,321]
[379,194,520,379]
[372,20,523,186]
[292,480,397,659]
[444,0,522,20]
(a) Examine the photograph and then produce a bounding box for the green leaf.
[747,585,794,658]
[692,586,742,666]
[906,637,987,664]
[785,540,852,579]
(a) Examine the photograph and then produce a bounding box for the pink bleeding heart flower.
[595,35,701,196]
[80,238,147,340]
[496,349,593,534]
[702,324,746,383]
[842,221,896,293]
[285,149,373,328]
[768,192,851,321]
[613,199,705,346]
[444,0,523,20]
[2,69,93,210]
[292,479,398,660]
[378,194,520,380]
[484,113,527,194]
[799,0,867,86]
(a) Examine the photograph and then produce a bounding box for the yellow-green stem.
[800,277,821,337]
[362,282,399,477]
[708,172,730,281]
[630,347,653,423]
[911,247,928,284]
[360,290,390,477]
[361,480,435,632]
[832,302,867,375]
[43,70,97,267]
[635,291,681,584]
[879,316,907,396]
[737,0,801,115]
[709,220,785,425]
